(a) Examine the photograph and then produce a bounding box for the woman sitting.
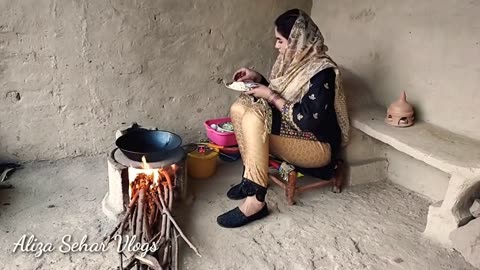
[217,9,350,228]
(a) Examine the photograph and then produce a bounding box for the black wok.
[115,129,182,162]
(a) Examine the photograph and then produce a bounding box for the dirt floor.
[0,156,476,270]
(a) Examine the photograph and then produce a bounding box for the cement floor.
[0,156,475,270]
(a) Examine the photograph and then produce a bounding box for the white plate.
[224,81,258,92]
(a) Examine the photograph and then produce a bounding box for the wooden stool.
[268,159,344,205]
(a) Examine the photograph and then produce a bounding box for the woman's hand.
[246,85,273,100]
[233,68,262,83]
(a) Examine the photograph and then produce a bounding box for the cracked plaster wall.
[0,0,311,161]
[312,0,480,141]
[311,1,480,201]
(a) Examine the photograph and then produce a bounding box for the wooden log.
[152,193,162,211]
[143,202,152,241]
[156,186,166,264]
[124,258,137,270]
[105,192,139,244]
[112,169,193,270]
[157,187,167,238]
[161,170,173,191]
[172,230,179,270]
[156,213,167,249]
[149,200,156,227]
[131,204,137,234]
[164,185,169,209]
[153,205,159,226]
[118,194,139,270]
[135,189,146,243]
[135,254,163,270]
[163,240,171,267]
[158,187,201,258]
[163,187,174,264]
[168,186,173,211]
[148,231,161,245]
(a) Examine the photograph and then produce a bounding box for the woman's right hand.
[232,68,262,83]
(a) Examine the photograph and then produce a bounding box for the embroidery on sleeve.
[281,102,302,131]
[297,113,304,121]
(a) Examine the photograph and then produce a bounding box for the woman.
[217,9,350,228]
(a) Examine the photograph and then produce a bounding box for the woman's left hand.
[246,85,273,100]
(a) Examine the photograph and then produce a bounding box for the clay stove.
[102,130,188,221]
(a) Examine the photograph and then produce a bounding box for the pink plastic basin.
[204,117,238,147]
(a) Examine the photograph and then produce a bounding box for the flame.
[141,156,150,169]
[128,156,160,198]
[127,156,178,199]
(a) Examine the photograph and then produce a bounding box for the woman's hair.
[274,9,301,39]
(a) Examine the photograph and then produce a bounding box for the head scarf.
[265,11,350,147]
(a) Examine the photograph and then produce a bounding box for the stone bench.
[351,105,480,246]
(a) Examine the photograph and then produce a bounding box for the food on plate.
[225,81,258,92]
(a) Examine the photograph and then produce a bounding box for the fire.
[127,156,178,200]
[170,164,180,176]
[105,155,200,269]
[141,156,150,169]
[127,156,161,198]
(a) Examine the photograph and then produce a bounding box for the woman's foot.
[239,196,266,216]
[226,166,248,200]
[226,178,248,200]
[217,196,269,228]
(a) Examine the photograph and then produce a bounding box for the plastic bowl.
[204,117,237,147]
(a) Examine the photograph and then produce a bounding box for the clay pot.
[385,91,415,127]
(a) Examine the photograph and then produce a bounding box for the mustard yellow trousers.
[230,98,331,187]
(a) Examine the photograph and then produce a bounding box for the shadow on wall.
[337,66,388,167]
[340,58,426,122]
[0,151,19,164]
[339,66,375,112]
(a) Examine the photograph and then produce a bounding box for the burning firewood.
[105,165,200,270]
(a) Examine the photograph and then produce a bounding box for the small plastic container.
[187,149,218,179]
[204,117,237,147]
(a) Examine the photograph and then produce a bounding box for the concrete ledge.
[450,218,480,268]
[351,106,480,175]
[347,158,388,186]
[351,105,480,247]
[385,147,450,202]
